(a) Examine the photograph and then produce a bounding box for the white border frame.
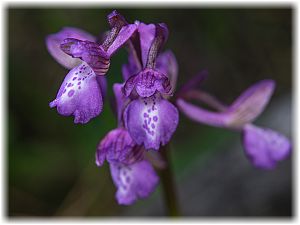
[0,1,297,224]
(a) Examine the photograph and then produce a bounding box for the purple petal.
[177,80,276,129]
[138,23,156,67]
[60,38,110,76]
[180,89,228,112]
[156,50,178,93]
[107,24,138,56]
[242,124,291,169]
[110,160,159,205]
[123,68,172,98]
[124,95,179,150]
[46,27,95,69]
[113,83,128,124]
[96,75,107,100]
[96,128,144,166]
[49,62,103,124]
[176,99,230,127]
[226,80,276,127]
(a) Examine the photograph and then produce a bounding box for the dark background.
[8,7,292,217]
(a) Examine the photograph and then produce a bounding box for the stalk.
[159,144,180,217]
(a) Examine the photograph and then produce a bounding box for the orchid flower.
[176,73,291,169]
[46,10,291,208]
[95,83,159,205]
[47,11,137,124]
[122,22,179,150]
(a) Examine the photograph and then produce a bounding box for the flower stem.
[159,144,180,217]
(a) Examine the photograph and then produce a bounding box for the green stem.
[159,144,180,217]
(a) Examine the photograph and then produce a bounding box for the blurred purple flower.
[177,75,291,169]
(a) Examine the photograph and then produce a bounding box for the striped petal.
[60,38,110,76]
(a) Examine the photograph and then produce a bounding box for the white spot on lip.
[119,166,132,194]
[141,96,160,141]
[59,62,96,103]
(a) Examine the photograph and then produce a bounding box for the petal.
[124,95,179,150]
[156,50,178,92]
[176,99,230,127]
[96,75,107,100]
[138,23,156,67]
[46,27,95,69]
[226,80,275,127]
[96,128,144,166]
[177,80,276,130]
[49,62,103,124]
[60,38,110,76]
[110,160,159,205]
[123,68,172,98]
[113,83,128,123]
[181,89,228,112]
[242,124,291,169]
[107,24,138,56]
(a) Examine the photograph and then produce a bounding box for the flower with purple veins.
[176,74,291,169]
[48,10,137,124]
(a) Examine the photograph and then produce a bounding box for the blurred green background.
[8,7,292,217]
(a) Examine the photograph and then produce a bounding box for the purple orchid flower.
[47,10,291,208]
[122,22,179,150]
[47,11,137,124]
[95,83,159,205]
[176,74,291,169]
[96,126,159,205]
